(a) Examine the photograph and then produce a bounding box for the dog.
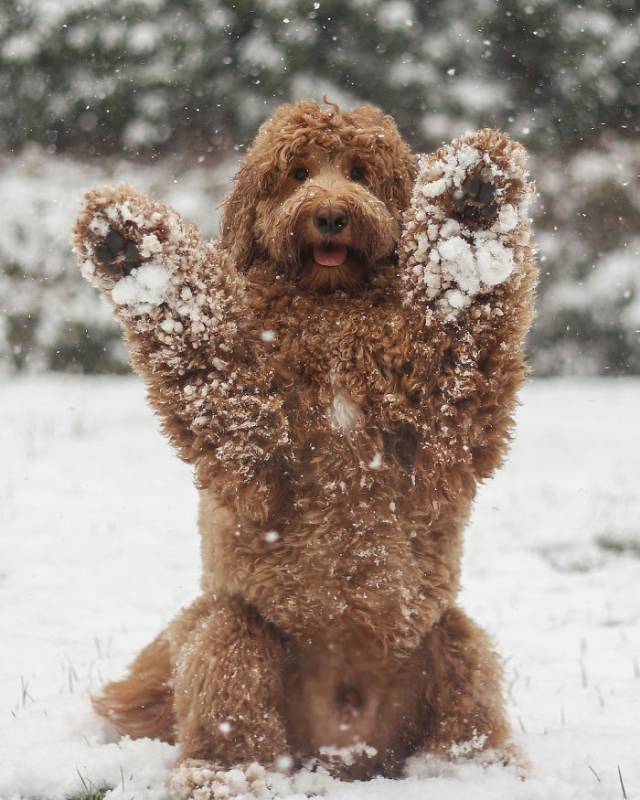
[73,99,537,797]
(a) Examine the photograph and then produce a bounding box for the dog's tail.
[92,632,175,743]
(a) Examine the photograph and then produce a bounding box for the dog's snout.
[314,204,349,236]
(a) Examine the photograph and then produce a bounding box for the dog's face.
[220,101,416,291]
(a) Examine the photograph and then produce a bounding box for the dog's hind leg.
[92,631,175,743]
[412,606,514,763]
[167,595,290,799]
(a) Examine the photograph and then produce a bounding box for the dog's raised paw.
[398,128,534,321]
[74,184,174,291]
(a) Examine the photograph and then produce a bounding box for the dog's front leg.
[398,129,538,478]
[167,595,290,800]
[73,185,288,484]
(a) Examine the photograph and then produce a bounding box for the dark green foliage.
[48,323,130,374]
[5,311,40,372]
[2,1,638,156]
[596,535,640,559]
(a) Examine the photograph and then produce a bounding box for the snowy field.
[1,375,639,800]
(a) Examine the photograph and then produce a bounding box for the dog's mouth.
[298,242,368,291]
[301,242,362,269]
[312,242,349,267]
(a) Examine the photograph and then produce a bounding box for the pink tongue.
[313,243,348,267]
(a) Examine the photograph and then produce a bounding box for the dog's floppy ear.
[219,156,261,272]
[220,109,290,271]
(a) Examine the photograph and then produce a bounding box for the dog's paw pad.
[452,173,498,226]
[93,228,143,276]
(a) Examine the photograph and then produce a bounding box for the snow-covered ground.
[1,376,639,800]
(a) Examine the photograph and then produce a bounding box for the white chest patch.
[331,390,363,434]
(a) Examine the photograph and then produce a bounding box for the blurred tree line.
[1,0,639,374]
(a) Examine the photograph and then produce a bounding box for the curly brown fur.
[74,101,537,796]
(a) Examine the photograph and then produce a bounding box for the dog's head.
[220,100,416,291]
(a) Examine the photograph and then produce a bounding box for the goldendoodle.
[73,99,537,797]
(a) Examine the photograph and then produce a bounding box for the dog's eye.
[350,166,365,181]
[293,167,309,181]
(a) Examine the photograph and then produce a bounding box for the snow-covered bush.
[1,0,637,156]
[530,141,640,375]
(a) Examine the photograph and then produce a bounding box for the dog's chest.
[271,302,409,435]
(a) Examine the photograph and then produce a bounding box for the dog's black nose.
[314,204,348,236]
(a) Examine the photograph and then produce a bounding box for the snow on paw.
[169,760,269,800]
[399,128,533,322]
